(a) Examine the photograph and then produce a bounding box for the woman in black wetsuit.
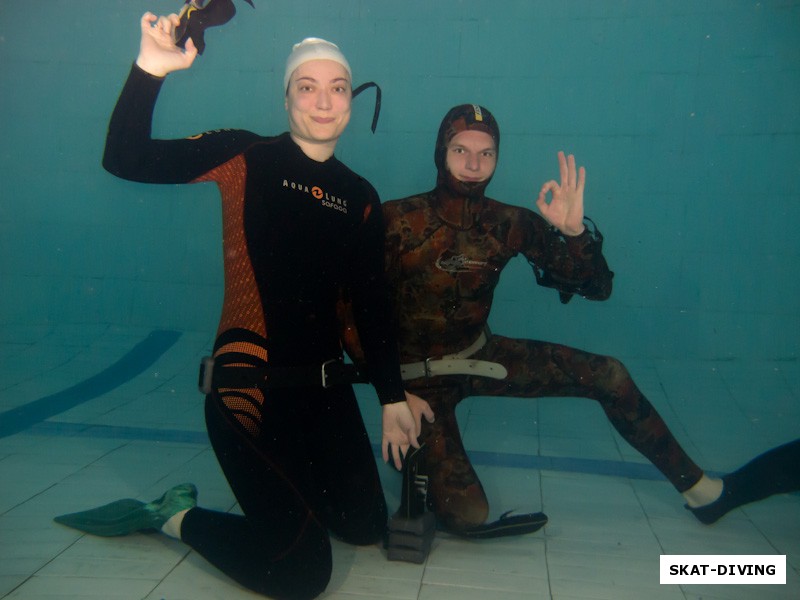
[55,10,432,600]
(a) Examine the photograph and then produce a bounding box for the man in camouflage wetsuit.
[343,104,799,535]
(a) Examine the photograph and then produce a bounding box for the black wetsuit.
[104,65,405,600]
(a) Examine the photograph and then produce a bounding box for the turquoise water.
[0,1,798,598]
[2,1,798,359]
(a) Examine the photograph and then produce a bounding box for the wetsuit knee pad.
[329,503,387,546]
[430,482,490,531]
[252,522,332,600]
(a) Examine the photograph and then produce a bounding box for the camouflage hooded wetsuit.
[343,105,704,532]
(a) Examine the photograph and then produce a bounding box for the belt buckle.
[424,357,433,378]
[321,359,338,389]
[198,356,214,394]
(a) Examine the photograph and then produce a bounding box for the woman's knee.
[328,493,388,546]
[251,523,333,600]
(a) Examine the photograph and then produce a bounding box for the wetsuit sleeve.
[519,210,614,303]
[382,203,403,301]
[103,64,261,183]
[348,187,406,405]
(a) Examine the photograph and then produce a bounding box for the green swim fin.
[53,483,198,537]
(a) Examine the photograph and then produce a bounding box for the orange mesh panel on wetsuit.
[194,155,267,340]
[213,340,267,437]
[218,387,264,438]
[195,158,268,438]
[214,341,268,362]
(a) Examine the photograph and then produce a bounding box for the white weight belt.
[400,330,508,380]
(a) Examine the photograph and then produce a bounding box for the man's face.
[445,130,497,182]
[285,59,352,150]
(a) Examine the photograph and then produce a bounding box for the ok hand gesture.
[535,151,586,236]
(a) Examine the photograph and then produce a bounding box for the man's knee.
[430,479,489,531]
[588,354,632,391]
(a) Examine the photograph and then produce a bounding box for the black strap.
[352,81,382,133]
[396,444,429,519]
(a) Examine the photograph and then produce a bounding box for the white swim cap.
[284,37,352,91]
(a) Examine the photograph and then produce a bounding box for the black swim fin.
[174,0,255,55]
[687,438,800,524]
[450,510,549,539]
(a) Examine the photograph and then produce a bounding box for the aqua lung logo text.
[283,179,348,214]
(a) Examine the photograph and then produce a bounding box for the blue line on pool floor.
[2,328,718,482]
[25,419,680,482]
[0,330,182,439]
